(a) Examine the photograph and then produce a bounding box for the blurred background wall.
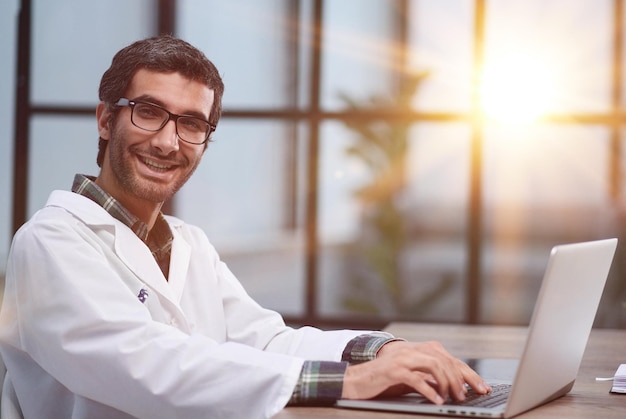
[2,0,626,329]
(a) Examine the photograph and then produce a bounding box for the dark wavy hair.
[96,35,224,166]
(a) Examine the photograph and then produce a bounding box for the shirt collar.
[71,174,171,243]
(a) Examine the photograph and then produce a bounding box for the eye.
[180,117,206,133]
[134,103,162,120]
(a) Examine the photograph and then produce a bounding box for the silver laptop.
[336,238,618,418]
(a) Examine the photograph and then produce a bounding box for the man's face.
[96,69,214,210]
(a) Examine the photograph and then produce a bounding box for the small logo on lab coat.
[137,288,149,303]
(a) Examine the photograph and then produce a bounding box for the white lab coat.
[0,190,370,419]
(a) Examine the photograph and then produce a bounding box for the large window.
[0,1,18,277]
[6,0,626,328]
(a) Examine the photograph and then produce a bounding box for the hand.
[341,340,491,405]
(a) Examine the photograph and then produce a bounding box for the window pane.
[321,0,396,110]
[28,115,100,216]
[600,129,626,327]
[0,0,19,274]
[408,0,474,113]
[483,124,609,208]
[484,0,612,115]
[32,0,154,106]
[176,120,306,316]
[178,0,303,109]
[317,121,470,322]
[481,124,613,324]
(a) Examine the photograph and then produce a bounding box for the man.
[0,35,489,418]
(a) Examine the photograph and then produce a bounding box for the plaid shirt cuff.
[341,332,402,364]
[288,333,401,405]
[288,361,349,405]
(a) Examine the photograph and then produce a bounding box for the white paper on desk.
[610,364,626,393]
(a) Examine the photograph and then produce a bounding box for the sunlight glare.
[479,54,558,124]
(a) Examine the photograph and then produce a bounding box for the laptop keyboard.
[451,383,511,408]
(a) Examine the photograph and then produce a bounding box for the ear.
[96,102,113,140]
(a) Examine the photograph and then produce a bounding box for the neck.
[93,176,163,231]
[123,199,163,230]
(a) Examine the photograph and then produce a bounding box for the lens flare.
[479,54,558,124]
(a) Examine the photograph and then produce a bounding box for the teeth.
[142,157,172,170]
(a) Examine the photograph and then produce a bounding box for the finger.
[419,343,484,400]
[433,366,467,402]
[387,357,454,403]
[404,342,463,399]
[456,360,492,394]
[409,352,464,401]
[409,378,446,405]
[379,383,415,397]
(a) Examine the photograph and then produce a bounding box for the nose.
[150,119,179,154]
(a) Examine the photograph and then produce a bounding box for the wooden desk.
[273,323,626,418]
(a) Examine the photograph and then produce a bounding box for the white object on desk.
[610,364,626,394]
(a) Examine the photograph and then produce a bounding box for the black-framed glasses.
[115,98,215,145]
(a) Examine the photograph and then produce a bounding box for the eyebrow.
[131,94,210,121]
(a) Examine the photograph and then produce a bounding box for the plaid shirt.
[72,174,172,279]
[71,174,397,404]
[289,332,399,404]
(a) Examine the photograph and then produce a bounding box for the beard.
[106,127,202,203]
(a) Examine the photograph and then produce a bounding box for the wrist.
[341,364,363,399]
[376,338,406,358]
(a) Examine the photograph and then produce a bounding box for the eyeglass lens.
[131,102,210,144]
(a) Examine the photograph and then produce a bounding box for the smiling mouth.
[139,156,175,172]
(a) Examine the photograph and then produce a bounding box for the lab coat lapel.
[113,223,174,301]
[167,228,191,303]
[49,190,187,307]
